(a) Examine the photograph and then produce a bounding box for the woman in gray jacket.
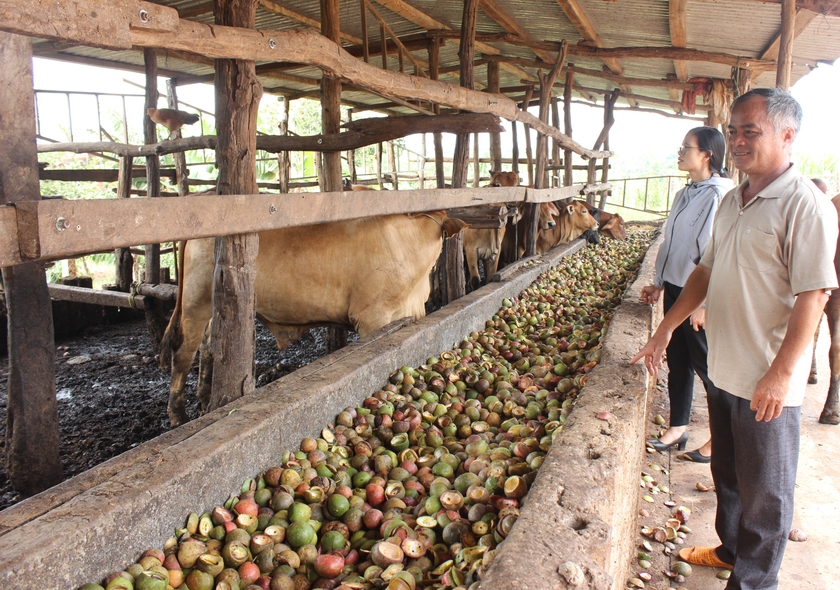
[640,127,733,462]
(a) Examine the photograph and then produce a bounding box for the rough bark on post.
[277,96,291,193]
[451,0,478,189]
[487,61,502,172]
[322,0,349,352]
[472,133,480,187]
[375,142,384,187]
[535,42,567,190]
[208,0,262,412]
[115,155,134,291]
[511,120,520,177]
[143,47,168,350]
[563,70,574,186]
[777,0,795,89]
[588,89,619,206]
[419,133,426,188]
[521,86,535,187]
[428,38,445,188]
[0,31,63,497]
[345,110,357,184]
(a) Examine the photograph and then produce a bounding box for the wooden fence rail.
[0,184,608,267]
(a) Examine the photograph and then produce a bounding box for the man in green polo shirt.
[632,87,838,589]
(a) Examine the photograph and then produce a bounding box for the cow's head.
[600,213,627,240]
[565,202,599,232]
[540,202,560,230]
[489,170,520,187]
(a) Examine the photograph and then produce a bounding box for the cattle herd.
[160,173,628,427]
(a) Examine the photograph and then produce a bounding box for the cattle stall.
[2,0,840,588]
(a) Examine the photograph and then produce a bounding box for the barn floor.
[0,320,353,511]
[639,316,840,589]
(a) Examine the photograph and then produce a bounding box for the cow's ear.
[566,204,575,215]
[602,217,617,229]
[443,217,470,236]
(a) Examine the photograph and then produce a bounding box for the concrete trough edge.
[479,231,664,590]
[0,240,587,589]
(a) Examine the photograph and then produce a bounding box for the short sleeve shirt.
[699,165,838,405]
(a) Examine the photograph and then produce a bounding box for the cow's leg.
[821,294,840,424]
[167,308,213,428]
[465,246,481,292]
[809,328,819,384]
[196,325,213,413]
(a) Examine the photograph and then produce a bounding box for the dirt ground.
[0,320,352,511]
[637,316,840,589]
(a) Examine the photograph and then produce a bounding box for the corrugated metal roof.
[25,0,840,117]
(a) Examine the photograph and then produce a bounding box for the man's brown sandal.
[678,546,733,569]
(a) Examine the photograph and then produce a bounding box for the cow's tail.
[159,240,186,372]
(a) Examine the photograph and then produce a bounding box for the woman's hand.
[640,285,663,305]
[690,307,706,331]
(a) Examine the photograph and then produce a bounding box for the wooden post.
[419,133,427,188]
[346,109,357,184]
[563,70,574,186]
[360,0,369,63]
[0,31,63,497]
[208,0,262,412]
[472,133,480,187]
[588,89,619,206]
[551,98,561,187]
[375,142,384,187]
[386,140,399,189]
[487,61,502,172]
[166,79,190,196]
[115,155,134,291]
[598,133,611,210]
[451,0,478,189]
[429,38,445,188]
[277,96,291,193]
[380,23,388,70]
[777,0,796,90]
[321,0,348,351]
[511,120,519,177]
[535,43,567,190]
[521,86,535,187]
[143,48,168,349]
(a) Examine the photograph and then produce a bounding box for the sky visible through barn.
[32,56,840,192]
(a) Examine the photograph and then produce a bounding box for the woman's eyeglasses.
[677,145,702,155]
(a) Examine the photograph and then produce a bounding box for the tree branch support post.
[0,31,63,497]
[208,0,262,412]
[429,38,445,189]
[563,70,574,186]
[277,95,291,193]
[487,61,502,172]
[777,0,795,89]
[587,89,619,206]
[143,48,168,349]
[115,155,134,291]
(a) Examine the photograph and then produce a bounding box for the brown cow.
[464,170,522,291]
[535,200,599,254]
[598,210,627,240]
[161,211,467,427]
[814,193,840,424]
[502,201,563,259]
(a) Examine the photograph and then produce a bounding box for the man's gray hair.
[732,87,802,135]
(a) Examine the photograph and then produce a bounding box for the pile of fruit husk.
[81,230,656,590]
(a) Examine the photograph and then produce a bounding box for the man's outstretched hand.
[630,329,673,376]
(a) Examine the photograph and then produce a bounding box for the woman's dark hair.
[688,126,728,177]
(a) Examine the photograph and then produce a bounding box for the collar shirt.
[655,175,733,288]
[699,165,838,405]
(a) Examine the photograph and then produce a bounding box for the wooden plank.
[47,283,147,309]
[0,206,21,267]
[39,168,177,182]
[4,188,526,263]
[479,0,555,63]
[0,31,63,497]
[554,0,625,81]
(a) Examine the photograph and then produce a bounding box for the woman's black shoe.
[677,449,711,463]
[646,431,689,451]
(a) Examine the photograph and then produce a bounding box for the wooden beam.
[487,61,502,172]
[2,2,606,157]
[759,0,840,18]
[535,42,568,190]
[777,0,797,89]
[0,187,528,266]
[37,114,502,155]
[363,0,428,77]
[47,283,149,309]
[426,30,779,71]
[574,83,712,112]
[0,32,63,498]
[371,0,536,81]
[485,56,696,90]
[669,0,688,83]
[762,8,818,61]
[553,0,634,104]
[478,0,556,63]
[260,0,362,45]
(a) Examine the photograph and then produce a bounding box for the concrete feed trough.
[0,233,662,589]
